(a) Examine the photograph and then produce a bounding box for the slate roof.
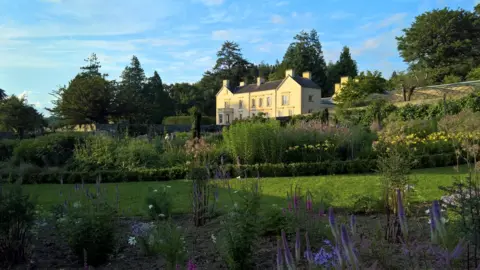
[231,75,321,94]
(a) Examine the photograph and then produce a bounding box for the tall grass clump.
[223,120,285,164]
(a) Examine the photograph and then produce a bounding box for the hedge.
[0,153,458,184]
[0,139,19,161]
[163,116,216,125]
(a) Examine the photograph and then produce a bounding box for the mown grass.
[21,166,468,216]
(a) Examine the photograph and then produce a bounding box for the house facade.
[215,69,334,125]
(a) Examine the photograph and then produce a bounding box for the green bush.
[12,133,85,167]
[58,194,117,266]
[163,116,216,125]
[0,184,36,268]
[145,187,172,220]
[0,139,18,161]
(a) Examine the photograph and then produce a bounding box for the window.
[259,98,263,107]
[239,100,243,109]
[308,109,313,113]
[282,95,289,106]
[224,101,230,108]
[266,96,271,107]
[239,114,242,120]
[251,99,256,108]
[288,109,293,116]
[308,95,314,102]
[278,111,282,117]
[226,114,230,124]
[218,114,223,124]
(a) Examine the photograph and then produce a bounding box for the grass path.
[21,166,468,216]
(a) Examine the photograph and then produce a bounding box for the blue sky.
[0,0,477,115]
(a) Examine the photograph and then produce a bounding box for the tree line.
[1,3,479,137]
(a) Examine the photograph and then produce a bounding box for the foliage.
[0,184,36,268]
[145,187,172,220]
[0,87,6,101]
[129,220,187,269]
[0,96,45,138]
[390,69,436,101]
[142,71,174,124]
[443,74,462,84]
[334,70,388,105]
[223,120,286,164]
[466,67,480,81]
[218,181,261,270]
[49,55,116,125]
[12,133,84,167]
[57,190,117,266]
[0,139,18,161]
[276,30,327,88]
[396,6,480,79]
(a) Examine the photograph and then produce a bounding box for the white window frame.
[219,114,223,124]
[266,96,271,107]
[282,95,289,106]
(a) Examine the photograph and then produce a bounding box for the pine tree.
[80,53,102,77]
[336,46,358,78]
[117,56,147,122]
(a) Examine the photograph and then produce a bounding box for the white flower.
[158,213,166,217]
[153,189,158,192]
[441,217,448,224]
[166,185,171,188]
[425,209,430,214]
[236,176,241,179]
[233,202,238,208]
[128,236,137,246]
[272,204,277,207]
[428,219,431,224]
[73,201,81,208]
[186,161,191,165]
[233,190,238,194]
[211,234,217,243]
[149,205,153,209]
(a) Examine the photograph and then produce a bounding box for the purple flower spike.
[305,232,314,265]
[340,225,351,248]
[328,207,335,227]
[450,239,465,259]
[295,228,301,263]
[432,200,442,222]
[187,259,197,270]
[276,238,283,270]
[281,230,294,268]
[341,225,358,267]
[350,214,356,234]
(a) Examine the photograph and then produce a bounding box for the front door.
[226,114,230,124]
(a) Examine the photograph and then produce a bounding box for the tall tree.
[214,41,252,87]
[0,88,6,101]
[117,56,147,122]
[397,6,480,79]
[49,54,115,125]
[281,30,328,89]
[0,96,44,138]
[143,71,174,123]
[325,61,340,96]
[336,46,358,79]
[334,70,388,105]
[391,69,435,101]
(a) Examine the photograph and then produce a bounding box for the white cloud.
[271,15,285,24]
[276,1,289,6]
[201,11,232,24]
[330,11,354,20]
[361,13,407,31]
[212,30,231,40]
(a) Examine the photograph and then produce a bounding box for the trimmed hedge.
[163,116,216,125]
[1,153,458,184]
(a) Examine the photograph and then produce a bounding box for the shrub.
[466,67,480,81]
[129,220,187,269]
[72,135,117,171]
[12,133,85,167]
[57,193,117,266]
[115,139,162,170]
[145,187,172,220]
[0,139,18,161]
[443,74,462,84]
[259,205,289,236]
[218,181,261,270]
[0,184,36,268]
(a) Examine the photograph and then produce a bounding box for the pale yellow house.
[216,69,334,125]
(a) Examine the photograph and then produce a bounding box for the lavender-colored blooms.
[313,247,334,266]
[340,225,351,248]
[187,259,197,270]
[450,239,465,259]
[295,229,301,263]
[281,230,294,269]
[323,239,331,246]
[131,222,153,237]
[432,200,442,223]
[328,207,335,227]
[350,215,356,234]
[276,238,283,270]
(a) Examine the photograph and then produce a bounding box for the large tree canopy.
[334,71,388,105]
[397,6,480,79]
[278,30,328,89]
[116,56,147,122]
[336,46,358,79]
[0,96,44,138]
[0,88,6,101]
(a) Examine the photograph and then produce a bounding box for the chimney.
[239,81,245,87]
[302,71,312,80]
[256,77,265,86]
[285,69,295,78]
[222,80,230,88]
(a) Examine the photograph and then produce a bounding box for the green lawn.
[21,166,468,216]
